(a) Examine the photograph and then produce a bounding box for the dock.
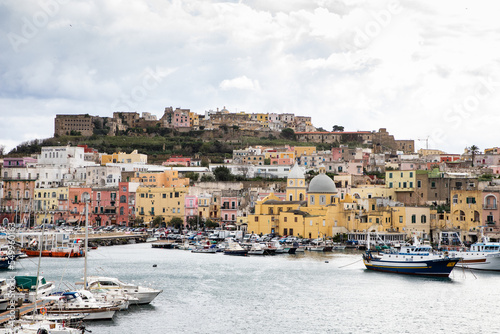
[0,300,53,325]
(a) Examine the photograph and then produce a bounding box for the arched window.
[120,195,126,203]
[120,207,124,215]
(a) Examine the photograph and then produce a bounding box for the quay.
[0,300,53,325]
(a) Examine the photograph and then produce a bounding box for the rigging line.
[338,258,362,268]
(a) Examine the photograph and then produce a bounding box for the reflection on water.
[3,243,499,334]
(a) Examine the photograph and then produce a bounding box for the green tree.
[200,174,215,182]
[168,217,184,230]
[185,172,200,184]
[205,219,219,228]
[213,166,234,181]
[280,128,295,140]
[201,157,210,167]
[332,125,344,132]
[468,145,480,167]
[152,216,163,228]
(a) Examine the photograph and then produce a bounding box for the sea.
[3,243,499,334]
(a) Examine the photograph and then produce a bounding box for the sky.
[1,0,500,154]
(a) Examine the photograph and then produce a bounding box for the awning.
[67,219,78,223]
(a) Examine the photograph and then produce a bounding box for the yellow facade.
[448,189,482,241]
[34,187,69,225]
[101,150,147,165]
[350,185,397,200]
[385,170,416,191]
[133,169,189,188]
[136,186,188,225]
[197,195,211,220]
[294,146,316,157]
[189,112,199,128]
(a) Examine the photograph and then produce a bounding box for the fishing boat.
[362,235,461,277]
[22,242,85,258]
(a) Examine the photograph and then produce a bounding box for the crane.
[417,137,429,150]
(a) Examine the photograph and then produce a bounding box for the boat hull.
[454,252,500,271]
[224,250,248,256]
[363,257,460,277]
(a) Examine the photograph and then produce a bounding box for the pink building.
[482,190,500,236]
[184,195,199,225]
[3,157,37,168]
[270,158,294,165]
[67,187,92,225]
[91,187,118,226]
[117,182,135,226]
[331,147,343,161]
[220,195,238,227]
[173,109,190,128]
[163,156,191,167]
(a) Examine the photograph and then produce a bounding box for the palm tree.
[468,145,480,167]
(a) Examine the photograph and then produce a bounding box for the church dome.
[288,163,304,179]
[308,174,337,193]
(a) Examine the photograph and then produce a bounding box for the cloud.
[1,0,500,154]
[219,76,261,91]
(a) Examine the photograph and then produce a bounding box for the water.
[3,243,500,334]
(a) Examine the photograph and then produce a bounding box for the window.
[310,195,315,204]
[411,215,416,224]
[120,195,126,203]
[389,182,393,188]
[284,228,288,235]
[421,215,427,223]
[409,172,413,177]
[399,216,403,223]
[389,173,393,178]
[417,180,421,188]
[431,182,436,189]
[466,197,476,204]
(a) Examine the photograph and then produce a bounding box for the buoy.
[325,261,329,263]
[153,264,157,267]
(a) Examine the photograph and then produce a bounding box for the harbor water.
[3,243,500,334]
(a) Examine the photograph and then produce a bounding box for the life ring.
[40,307,47,315]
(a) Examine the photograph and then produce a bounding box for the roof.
[288,163,304,179]
[308,174,337,193]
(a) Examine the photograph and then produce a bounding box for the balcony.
[483,204,498,210]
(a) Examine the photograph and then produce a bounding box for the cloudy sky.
[1,0,500,154]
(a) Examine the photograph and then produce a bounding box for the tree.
[213,166,234,181]
[332,125,344,132]
[200,174,215,182]
[168,217,184,230]
[205,219,219,228]
[185,172,200,184]
[316,127,326,132]
[201,157,210,168]
[280,128,295,140]
[468,145,480,167]
[152,216,163,228]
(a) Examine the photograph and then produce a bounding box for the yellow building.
[101,150,148,165]
[385,170,416,191]
[136,186,188,225]
[294,146,316,158]
[286,163,307,201]
[350,185,397,200]
[448,189,482,242]
[197,194,212,220]
[34,187,69,225]
[132,169,189,188]
[189,112,199,128]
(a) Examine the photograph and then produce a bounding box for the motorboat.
[45,291,119,320]
[15,276,55,303]
[80,276,163,305]
[191,244,217,253]
[451,239,500,271]
[223,242,248,256]
[362,243,461,277]
[0,318,83,334]
[247,243,265,255]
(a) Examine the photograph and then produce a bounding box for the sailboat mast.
[84,199,89,289]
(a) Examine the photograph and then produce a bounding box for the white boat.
[14,276,55,303]
[191,244,217,253]
[0,319,83,334]
[45,291,118,320]
[248,243,265,255]
[450,235,500,271]
[81,276,163,305]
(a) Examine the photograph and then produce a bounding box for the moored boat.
[362,244,461,277]
[223,242,248,256]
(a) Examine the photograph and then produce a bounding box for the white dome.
[288,163,304,179]
[308,174,337,193]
